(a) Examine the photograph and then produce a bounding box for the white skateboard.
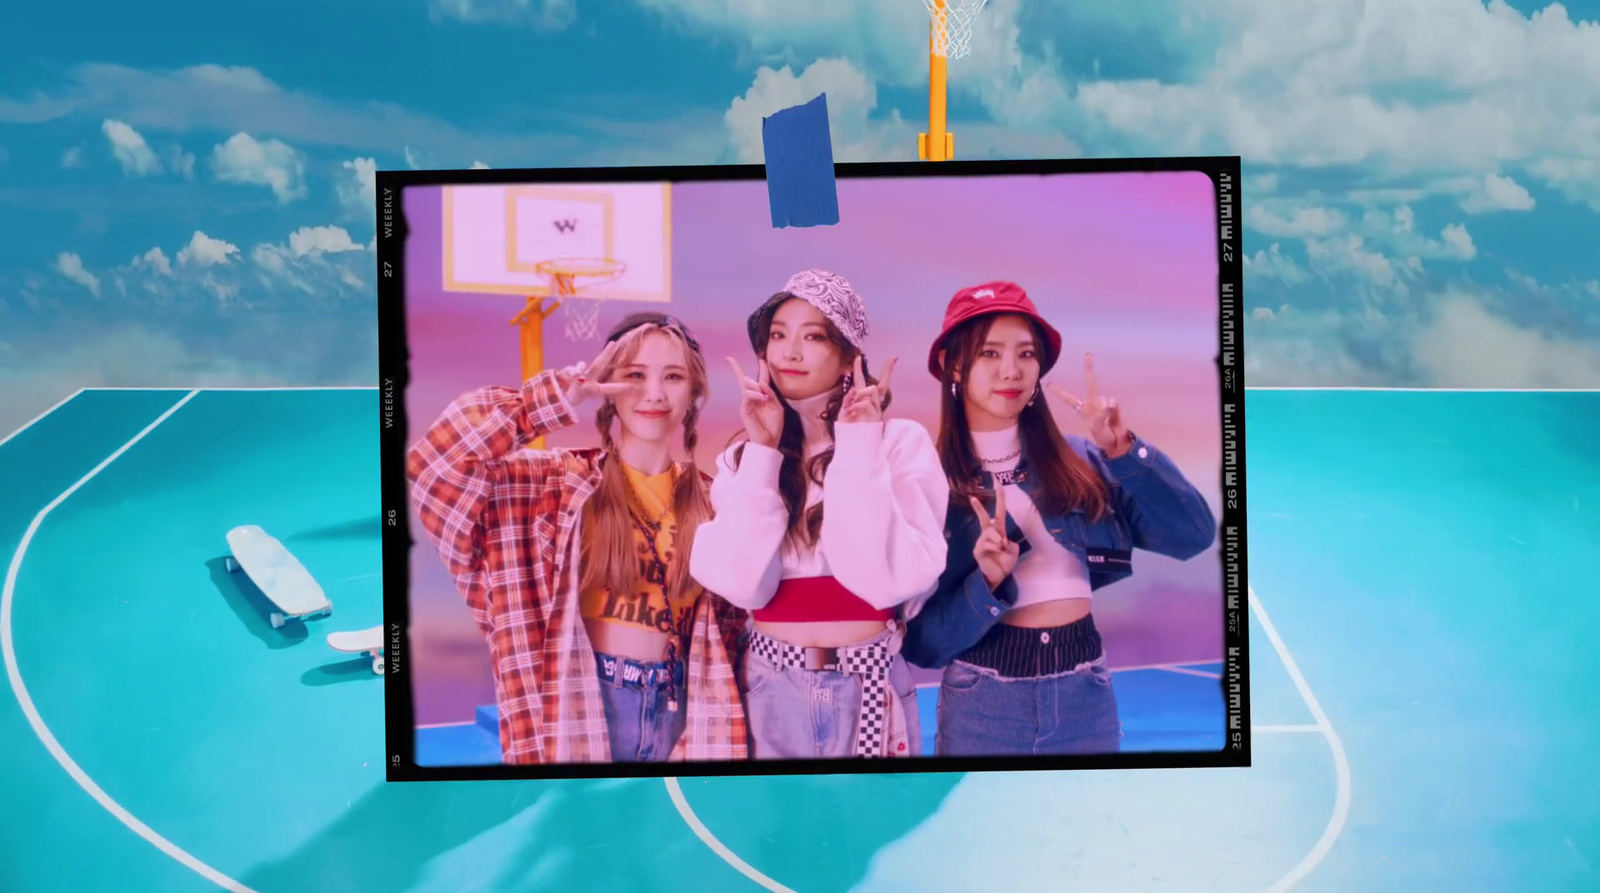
[327,625,385,675]
[224,525,333,629]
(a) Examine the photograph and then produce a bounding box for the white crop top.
[970,425,1093,608]
[689,389,951,613]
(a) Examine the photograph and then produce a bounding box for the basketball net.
[535,257,627,342]
[921,0,989,59]
[551,273,602,342]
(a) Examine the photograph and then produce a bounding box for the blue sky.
[1,0,1598,432]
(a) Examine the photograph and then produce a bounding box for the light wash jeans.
[594,652,687,763]
[743,627,922,760]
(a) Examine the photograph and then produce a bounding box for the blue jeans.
[594,652,687,763]
[935,658,1123,756]
[743,631,922,760]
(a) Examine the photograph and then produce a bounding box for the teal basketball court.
[2,386,1596,892]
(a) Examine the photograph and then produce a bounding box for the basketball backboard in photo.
[441,182,672,305]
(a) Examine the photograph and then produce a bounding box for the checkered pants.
[748,629,898,758]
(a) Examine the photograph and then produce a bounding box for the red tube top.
[751,576,894,623]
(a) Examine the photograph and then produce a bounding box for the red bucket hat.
[926,281,1063,379]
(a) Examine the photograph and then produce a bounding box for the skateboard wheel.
[270,612,285,629]
[224,556,238,573]
[372,657,385,675]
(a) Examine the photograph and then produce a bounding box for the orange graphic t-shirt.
[579,464,698,637]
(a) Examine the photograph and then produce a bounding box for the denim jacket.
[901,433,1218,670]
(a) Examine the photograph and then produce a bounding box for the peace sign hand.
[969,487,1019,591]
[1046,352,1132,458]
[840,355,896,423]
[555,340,639,407]
[726,357,784,448]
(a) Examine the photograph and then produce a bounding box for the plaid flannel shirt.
[406,369,749,764]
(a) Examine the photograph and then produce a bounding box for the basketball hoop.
[921,0,990,59]
[534,257,627,342]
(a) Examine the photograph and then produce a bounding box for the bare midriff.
[1001,597,1092,629]
[584,619,674,663]
[753,618,892,649]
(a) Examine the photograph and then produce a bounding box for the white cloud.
[1413,297,1600,388]
[19,63,576,162]
[133,246,172,275]
[59,145,84,168]
[101,119,163,176]
[469,160,491,169]
[1439,223,1476,260]
[177,231,240,267]
[1248,196,1481,284]
[724,58,907,164]
[1252,307,1276,321]
[338,156,377,216]
[1072,0,1600,183]
[1527,156,1600,211]
[97,222,373,309]
[644,0,1075,142]
[210,132,307,202]
[166,146,196,180]
[1246,204,1347,238]
[287,225,364,256]
[249,225,376,297]
[428,0,575,30]
[1306,234,1399,287]
[1243,242,1309,284]
[54,252,101,296]
[1459,172,1536,214]
[1244,305,1401,386]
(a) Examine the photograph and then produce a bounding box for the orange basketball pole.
[919,0,953,162]
[510,295,560,449]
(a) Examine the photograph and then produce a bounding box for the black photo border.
[375,154,1249,782]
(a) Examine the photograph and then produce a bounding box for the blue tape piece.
[761,93,840,228]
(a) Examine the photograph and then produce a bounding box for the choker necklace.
[978,448,1021,465]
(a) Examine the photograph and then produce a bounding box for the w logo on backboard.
[553,219,578,234]
[974,288,995,299]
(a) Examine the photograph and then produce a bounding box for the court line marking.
[1,390,260,893]
[1249,583,1352,893]
[1152,665,1221,679]
[0,388,85,449]
[665,778,800,893]
[10,386,1336,893]
[669,592,1350,893]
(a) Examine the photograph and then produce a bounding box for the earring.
[950,381,958,399]
[841,372,854,390]
[1028,386,1038,407]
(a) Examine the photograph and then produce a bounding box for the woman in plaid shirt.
[690,270,951,760]
[407,312,749,765]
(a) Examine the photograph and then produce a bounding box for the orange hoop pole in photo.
[921,0,953,162]
[510,295,560,449]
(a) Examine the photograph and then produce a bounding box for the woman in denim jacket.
[902,281,1217,757]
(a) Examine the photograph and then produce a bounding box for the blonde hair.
[577,322,714,604]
